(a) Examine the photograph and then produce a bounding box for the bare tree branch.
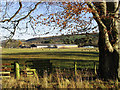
[2,2,8,19]
[15,2,41,22]
[0,1,22,22]
[0,1,41,23]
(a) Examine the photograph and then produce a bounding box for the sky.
[0,1,98,40]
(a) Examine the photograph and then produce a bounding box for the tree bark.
[117,15,120,80]
[98,1,119,80]
[98,25,119,80]
[87,1,120,80]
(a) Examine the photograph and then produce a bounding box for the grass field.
[2,48,99,59]
[2,48,99,61]
[2,48,99,69]
[2,48,120,89]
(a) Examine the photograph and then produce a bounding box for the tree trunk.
[87,1,120,80]
[98,26,119,80]
[117,19,120,80]
[98,2,119,80]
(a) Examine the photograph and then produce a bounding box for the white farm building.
[54,44,78,49]
[37,45,48,48]
[31,44,48,48]
[30,44,78,49]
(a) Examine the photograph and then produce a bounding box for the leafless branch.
[15,2,41,22]
[0,1,22,22]
[2,2,8,19]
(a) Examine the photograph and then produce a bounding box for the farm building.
[54,44,78,49]
[30,44,78,48]
[48,44,56,48]
[31,44,48,48]
[30,44,37,48]
[82,46,95,48]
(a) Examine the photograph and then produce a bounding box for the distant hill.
[26,33,99,46]
[2,33,99,48]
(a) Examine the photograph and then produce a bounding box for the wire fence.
[1,60,99,78]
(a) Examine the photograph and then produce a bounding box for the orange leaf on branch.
[57,22,59,24]
[59,25,61,27]
[33,19,36,21]
[84,11,86,13]
[66,10,69,12]
[85,5,88,7]
[50,14,54,16]
[62,2,66,5]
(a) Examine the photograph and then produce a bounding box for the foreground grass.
[2,70,119,89]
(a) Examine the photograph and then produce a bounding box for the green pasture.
[2,48,99,70]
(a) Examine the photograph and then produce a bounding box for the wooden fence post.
[94,61,97,75]
[15,62,20,80]
[74,61,77,75]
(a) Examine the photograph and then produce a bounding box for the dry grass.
[2,69,120,89]
[2,76,39,88]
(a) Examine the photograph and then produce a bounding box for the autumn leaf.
[62,2,66,5]
[57,22,59,24]
[84,11,86,13]
[50,14,54,16]
[66,10,69,12]
[85,5,88,7]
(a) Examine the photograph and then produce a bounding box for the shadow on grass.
[3,51,99,57]
[24,59,99,76]
[2,58,99,73]
[2,50,99,67]
[2,50,99,75]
